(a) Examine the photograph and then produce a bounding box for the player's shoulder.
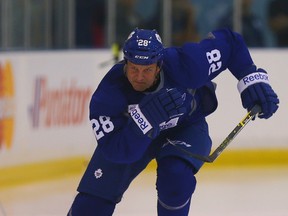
[105,61,126,81]
[90,61,128,113]
[98,61,128,90]
[162,41,199,59]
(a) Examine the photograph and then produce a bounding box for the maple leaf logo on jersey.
[94,168,103,179]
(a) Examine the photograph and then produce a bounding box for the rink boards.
[0,49,287,188]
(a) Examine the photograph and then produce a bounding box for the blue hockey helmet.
[123,28,164,65]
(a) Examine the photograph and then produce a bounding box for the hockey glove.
[237,68,279,119]
[130,88,186,138]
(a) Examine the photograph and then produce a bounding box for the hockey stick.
[99,43,121,68]
[168,104,262,163]
[99,58,115,68]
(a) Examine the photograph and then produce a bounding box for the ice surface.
[0,166,287,216]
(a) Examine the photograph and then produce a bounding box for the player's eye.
[144,67,154,73]
[129,66,138,72]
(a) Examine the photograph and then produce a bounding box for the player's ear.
[155,66,161,75]
[156,61,162,74]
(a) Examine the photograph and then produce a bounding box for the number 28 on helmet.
[123,28,164,66]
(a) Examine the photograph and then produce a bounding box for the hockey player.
[67,28,279,216]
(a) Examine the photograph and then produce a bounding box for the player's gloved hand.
[130,88,186,138]
[237,68,279,119]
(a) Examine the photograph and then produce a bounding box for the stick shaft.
[171,105,262,163]
[207,105,261,162]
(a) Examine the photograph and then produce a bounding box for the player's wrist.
[129,105,154,135]
[237,70,269,94]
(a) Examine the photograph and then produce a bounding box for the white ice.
[0,166,288,216]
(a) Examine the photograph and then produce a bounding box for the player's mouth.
[132,82,148,91]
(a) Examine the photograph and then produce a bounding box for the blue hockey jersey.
[89,28,256,163]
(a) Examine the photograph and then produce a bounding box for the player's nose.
[135,71,145,81]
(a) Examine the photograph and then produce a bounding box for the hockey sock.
[67,192,116,216]
[156,156,197,216]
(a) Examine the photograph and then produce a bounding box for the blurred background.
[1,0,288,51]
[0,0,288,215]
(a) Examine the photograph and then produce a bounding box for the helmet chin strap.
[123,64,127,76]
[157,60,163,69]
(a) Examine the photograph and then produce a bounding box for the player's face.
[126,61,160,91]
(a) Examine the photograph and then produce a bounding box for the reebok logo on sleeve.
[237,72,269,94]
[130,105,152,134]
